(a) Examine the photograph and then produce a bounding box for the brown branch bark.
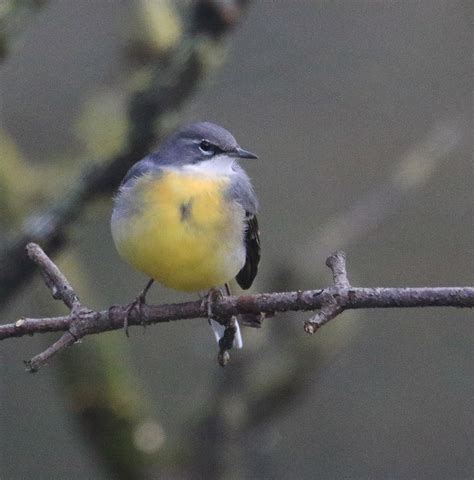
[1,244,473,372]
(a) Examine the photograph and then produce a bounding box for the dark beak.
[235,146,258,159]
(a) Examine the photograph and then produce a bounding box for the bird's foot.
[200,287,223,321]
[124,279,154,336]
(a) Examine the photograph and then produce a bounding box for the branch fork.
[24,243,91,372]
[304,251,350,334]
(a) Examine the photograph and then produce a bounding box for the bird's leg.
[199,287,223,321]
[223,282,232,297]
[124,278,154,336]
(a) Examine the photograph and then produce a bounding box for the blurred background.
[0,1,472,479]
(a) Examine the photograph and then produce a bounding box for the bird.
[111,121,260,358]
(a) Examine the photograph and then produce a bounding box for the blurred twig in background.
[298,116,466,270]
[0,0,47,61]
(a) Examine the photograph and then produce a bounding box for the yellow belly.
[111,170,246,292]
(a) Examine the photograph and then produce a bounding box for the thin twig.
[304,250,349,333]
[326,251,350,288]
[1,244,473,372]
[25,332,77,373]
[26,243,80,309]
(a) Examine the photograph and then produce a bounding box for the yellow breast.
[111,170,246,292]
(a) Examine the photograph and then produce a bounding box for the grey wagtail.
[111,122,260,350]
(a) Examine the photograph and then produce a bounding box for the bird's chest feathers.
[143,170,238,235]
[113,169,246,291]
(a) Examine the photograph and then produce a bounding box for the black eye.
[199,140,213,154]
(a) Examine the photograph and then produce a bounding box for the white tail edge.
[210,317,243,349]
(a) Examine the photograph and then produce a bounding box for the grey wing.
[113,155,163,220]
[228,169,260,289]
[120,155,160,187]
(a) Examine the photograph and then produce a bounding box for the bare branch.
[304,250,349,333]
[326,251,350,288]
[26,243,80,309]
[25,331,77,373]
[1,244,472,372]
